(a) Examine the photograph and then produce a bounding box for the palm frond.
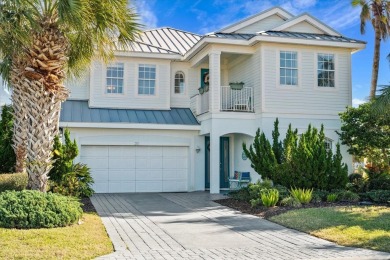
[372,85,390,115]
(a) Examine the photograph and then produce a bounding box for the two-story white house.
[60,7,365,194]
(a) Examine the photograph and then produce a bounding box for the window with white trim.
[324,138,333,152]
[317,54,335,87]
[138,64,156,95]
[280,51,298,86]
[174,71,185,94]
[106,63,124,94]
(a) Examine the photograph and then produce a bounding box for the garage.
[80,145,189,193]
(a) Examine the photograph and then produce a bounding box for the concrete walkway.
[92,192,390,260]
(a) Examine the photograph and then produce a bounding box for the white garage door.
[80,145,189,193]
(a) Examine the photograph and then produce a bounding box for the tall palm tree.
[0,0,140,191]
[352,0,390,99]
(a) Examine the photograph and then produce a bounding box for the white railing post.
[220,86,254,112]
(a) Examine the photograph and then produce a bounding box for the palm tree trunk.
[17,20,69,192]
[370,17,382,99]
[10,60,28,173]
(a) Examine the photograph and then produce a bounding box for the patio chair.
[229,171,251,190]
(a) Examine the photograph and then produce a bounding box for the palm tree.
[352,0,390,99]
[0,0,140,191]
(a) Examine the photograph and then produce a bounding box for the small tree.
[243,128,276,180]
[0,105,16,173]
[338,102,390,170]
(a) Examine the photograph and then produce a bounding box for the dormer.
[218,7,293,34]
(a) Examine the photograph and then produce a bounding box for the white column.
[209,51,221,113]
[210,132,220,194]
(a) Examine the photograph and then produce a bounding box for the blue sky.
[132,0,390,106]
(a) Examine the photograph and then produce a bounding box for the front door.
[220,137,230,189]
[205,136,230,189]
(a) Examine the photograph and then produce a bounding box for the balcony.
[190,91,209,116]
[190,86,254,116]
[220,86,254,112]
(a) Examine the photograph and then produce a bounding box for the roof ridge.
[143,27,202,37]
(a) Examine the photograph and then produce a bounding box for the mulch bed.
[214,198,366,219]
[80,197,97,213]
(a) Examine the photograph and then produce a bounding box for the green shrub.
[0,105,16,172]
[50,163,94,198]
[0,173,27,192]
[367,173,390,191]
[0,190,82,229]
[274,184,289,201]
[312,190,329,202]
[49,129,94,198]
[260,189,279,207]
[349,173,363,182]
[229,186,250,201]
[290,188,313,204]
[365,190,390,203]
[248,180,273,200]
[243,119,348,190]
[280,196,301,207]
[336,190,360,202]
[327,193,338,202]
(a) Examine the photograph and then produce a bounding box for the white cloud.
[352,98,367,107]
[132,0,158,29]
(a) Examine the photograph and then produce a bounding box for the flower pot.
[230,83,244,90]
[198,87,204,94]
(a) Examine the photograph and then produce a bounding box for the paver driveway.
[92,192,390,260]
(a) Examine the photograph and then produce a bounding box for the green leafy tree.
[327,143,349,190]
[0,105,16,172]
[272,118,284,164]
[352,0,390,99]
[338,102,390,169]
[0,0,140,191]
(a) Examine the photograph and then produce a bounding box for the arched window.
[174,71,185,94]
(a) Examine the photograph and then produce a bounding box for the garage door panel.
[163,181,187,192]
[81,157,108,169]
[109,157,135,169]
[93,182,109,193]
[136,169,162,181]
[136,181,162,192]
[163,169,187,180]
[109,146,135,157]
[109,181,135,193]
[81,145,189,193]
[82,146,108,156]
[109,169,135,181]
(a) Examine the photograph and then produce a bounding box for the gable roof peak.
[218,6,294,33]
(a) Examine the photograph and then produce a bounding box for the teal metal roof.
[60,100,199,125]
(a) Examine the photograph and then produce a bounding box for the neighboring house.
[60,7,365,194]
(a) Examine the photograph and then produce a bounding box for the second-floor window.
[174,71,185,94]
[138,64,156,95]
[318,54,335,87]
[280,51,298,86]
[106,63,124,94]
[324,138,333,152]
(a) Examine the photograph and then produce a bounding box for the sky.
[132,0,390,107]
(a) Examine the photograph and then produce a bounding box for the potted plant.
[229,82,244,90]
[198,87,204,94]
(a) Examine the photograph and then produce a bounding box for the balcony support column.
[208,51,221,113]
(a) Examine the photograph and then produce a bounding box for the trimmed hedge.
[0,173,28,192]
[0,190,83,229]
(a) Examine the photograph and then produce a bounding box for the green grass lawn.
[270,206,390,253]
[0,213,113,259]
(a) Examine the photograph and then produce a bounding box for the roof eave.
[114,50,183,60]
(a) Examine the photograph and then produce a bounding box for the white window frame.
[174,71,185,94]
[324,138,333,152]
[138,64,156,96]
[317,53,335,88]
[280,51,298,86]
[106,63,124,94]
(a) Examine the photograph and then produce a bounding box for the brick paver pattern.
[92,193,390,260]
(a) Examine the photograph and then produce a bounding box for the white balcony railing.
[190,91,209,116]
[220,86,254,112]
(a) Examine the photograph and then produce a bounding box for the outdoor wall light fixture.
[196,146,201,153]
